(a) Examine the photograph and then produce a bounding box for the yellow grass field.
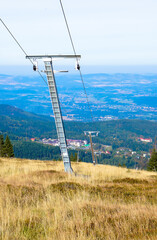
[0,157,157,240]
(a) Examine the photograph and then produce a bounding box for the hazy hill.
[0,104,55,139]
[0,158,156,239]
[0,104,52,121]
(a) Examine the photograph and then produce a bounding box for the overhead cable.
[0,18,48,86]
[59,0,94,122]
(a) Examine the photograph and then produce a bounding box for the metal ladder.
[44,60,73,173]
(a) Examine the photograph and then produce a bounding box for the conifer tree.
[70,153,74,161]
[4,135,14,158]
[0,135,5,157]
[70,152,77,162]
[147,149,157,171]
[73,152,77,162]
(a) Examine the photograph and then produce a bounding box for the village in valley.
[30,136,152,167]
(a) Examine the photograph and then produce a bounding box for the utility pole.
[84,131,100,165]
[26,55,81,173]
[154,137,157,151]
[77,149,80,163]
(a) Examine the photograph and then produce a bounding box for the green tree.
[70,152,77,162]
[73,152,77,162]
[0,135,5,157]
[147,149,157,171]
[4,135,14,158]
[70,153,74,161]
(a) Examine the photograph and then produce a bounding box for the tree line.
[0,135,14,158]
[1,133,157,171]
[147,148,157,171]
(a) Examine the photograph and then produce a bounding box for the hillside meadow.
[0,158,157,240]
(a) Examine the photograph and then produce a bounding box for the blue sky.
[0,0,157,68]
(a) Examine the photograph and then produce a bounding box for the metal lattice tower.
[26,55,81,173]
[84,131,100,165]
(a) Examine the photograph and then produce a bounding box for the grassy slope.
[0,158,157,240]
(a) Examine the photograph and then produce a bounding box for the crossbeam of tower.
[26,55,81,173]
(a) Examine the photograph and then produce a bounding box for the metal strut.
[44,60,72,173]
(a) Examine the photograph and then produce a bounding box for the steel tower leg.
[44,60,73,173]
[89,133,96,165]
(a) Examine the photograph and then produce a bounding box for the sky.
[0,0,157,70]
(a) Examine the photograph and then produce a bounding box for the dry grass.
[0,157,157,240]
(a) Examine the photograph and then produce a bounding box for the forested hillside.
[0,104,156,141]
[0,104,156,168]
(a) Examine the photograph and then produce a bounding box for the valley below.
[0,73,157,121]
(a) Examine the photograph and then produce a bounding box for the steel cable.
[0,18,48,86]
[59,0,94,122]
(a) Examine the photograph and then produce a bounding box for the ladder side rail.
[44,60,72,173]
